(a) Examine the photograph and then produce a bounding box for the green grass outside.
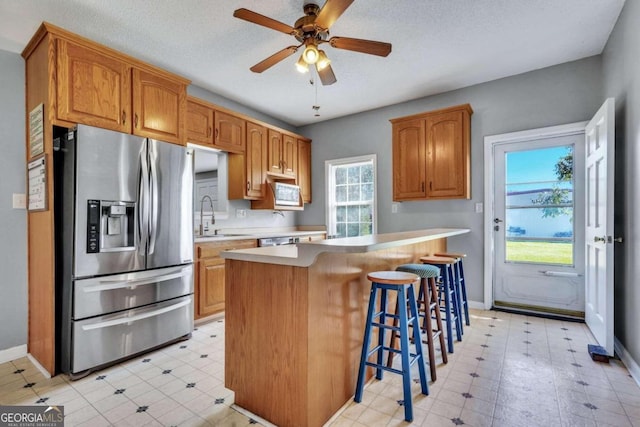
[506,240,573,265]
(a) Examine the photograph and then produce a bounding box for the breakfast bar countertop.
[220,227,470,267]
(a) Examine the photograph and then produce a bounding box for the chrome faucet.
[199,195,215,236]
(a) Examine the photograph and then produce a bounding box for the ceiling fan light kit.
[296,55,310,73]
[302,43,319,64]
[234,0,391,86]
[316,50,331,71]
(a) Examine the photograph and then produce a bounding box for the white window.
[325,154,377,238]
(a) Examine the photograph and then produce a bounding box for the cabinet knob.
[207,127,212,137]
[134,113,139,128]
[215,128,219,140]
[421,182,425,192]
[247,181,250,192]
[122,110,126,125]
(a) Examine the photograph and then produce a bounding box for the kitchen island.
[221,228,469,427]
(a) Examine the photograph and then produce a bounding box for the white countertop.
[220,228,470,267]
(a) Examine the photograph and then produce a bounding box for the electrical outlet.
[391,203,399,214]
[475,202,483,213]
[12,193,26,209]
[236,209,247,218]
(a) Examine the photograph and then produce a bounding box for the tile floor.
[1,310,639,426]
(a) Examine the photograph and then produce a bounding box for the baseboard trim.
[614,337,640,389]
[0,344,27,364]
[468,300,485,310]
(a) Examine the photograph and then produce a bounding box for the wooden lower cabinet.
[195,239,257,319]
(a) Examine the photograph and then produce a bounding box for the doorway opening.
[483,122,587,319]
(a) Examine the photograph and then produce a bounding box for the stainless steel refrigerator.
[54,124,194,378]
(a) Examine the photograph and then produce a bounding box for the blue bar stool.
[435,252,470,326]
[389,264,448,381]
[354,271,429,422]
[420,256,462,353]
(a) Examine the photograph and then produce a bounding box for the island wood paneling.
[225,238,446,427]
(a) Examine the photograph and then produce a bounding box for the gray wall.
[299,56,604,303]
[0,50,27,351]
[602,0,640,368]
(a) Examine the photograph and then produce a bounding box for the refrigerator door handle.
[137,140,150,256]
[82,270,190,293]
[80,298,192,331]
[148,142,159,255]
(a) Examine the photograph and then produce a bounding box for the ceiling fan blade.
[234,8,297,35]
[250,46,298,73]
[315,0,354,30]
[317,63,337,86]
[329,37,392,57]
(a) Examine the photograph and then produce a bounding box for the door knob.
[493,218,503,224]
[594,236,606,243]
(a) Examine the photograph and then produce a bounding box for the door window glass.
[505,145,574,265]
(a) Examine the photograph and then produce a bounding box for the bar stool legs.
[355,271,428,422]
[389,264,448,381]
[420,256,462,353]
[436,252,470,326]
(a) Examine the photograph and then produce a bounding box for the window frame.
[324,154,378,238]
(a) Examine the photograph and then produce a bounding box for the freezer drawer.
[71,295,193,374]
[73,265,193,319]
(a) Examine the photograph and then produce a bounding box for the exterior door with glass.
[493,134,585,317]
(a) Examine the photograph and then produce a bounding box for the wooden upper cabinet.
[267,129,283,174]
[391,104,472,201]
[297,139,312,203]
[282,134,298,177]
[228,121,268,200]
[186,98,214,146]
[245,122,268,199]
[392,118,427,200]
[268,130,297,177]
[425,109,469,198]
[132,68,186,144]
[56,39,131,133]
[214,110,245,153]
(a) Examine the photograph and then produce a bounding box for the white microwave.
[274,182,301,206]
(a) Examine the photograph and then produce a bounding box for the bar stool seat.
[354,271,428,422]
[392,264,448,381]
[435,252,470,326]
[420,256,463,353]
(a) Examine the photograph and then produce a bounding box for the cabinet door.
[282,134,298,177]
[132,68,186,145]
[186,99,214,145]
[198,257,226,317]
[56,39,131,132]
[246,122,268,199]
[392,118,427,200]
[267,129,283,174]
[214,111,246,153]
[426,109,469,199]
[297,139,312,203]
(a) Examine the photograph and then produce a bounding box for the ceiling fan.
[234,0,392,85]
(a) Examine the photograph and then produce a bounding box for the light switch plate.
[12,193,26,209]
[391,203,399,214]
[475,202,483,213]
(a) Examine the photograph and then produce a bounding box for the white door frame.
[483,122,589,310]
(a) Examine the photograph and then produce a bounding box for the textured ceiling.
[0,0,625,126]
